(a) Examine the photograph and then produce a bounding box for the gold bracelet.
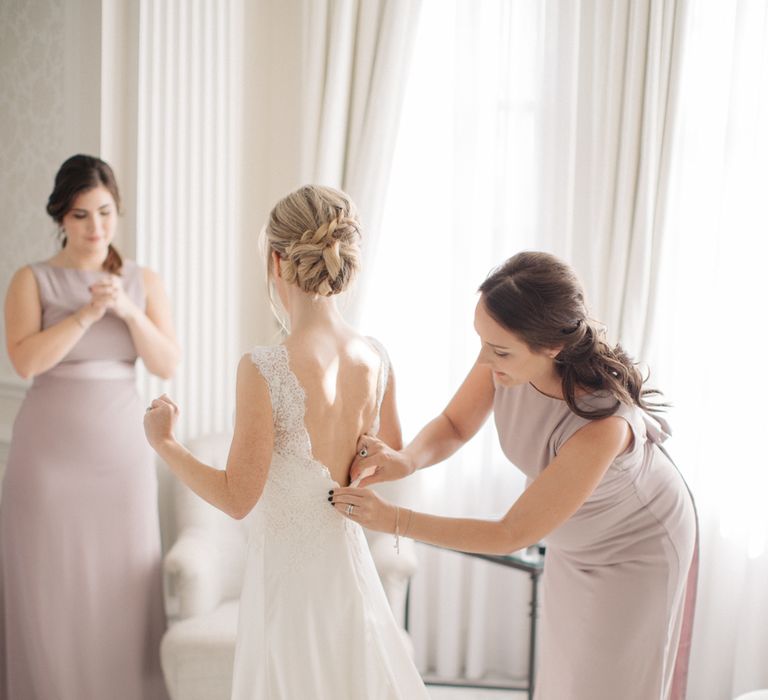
[403,508,413,537]
[394,506,401,555]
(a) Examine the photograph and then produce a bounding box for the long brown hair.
[479,251,666,419]
[46,154,124,274]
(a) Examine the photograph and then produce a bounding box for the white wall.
[0,0,103,465]
[239,0,305,349]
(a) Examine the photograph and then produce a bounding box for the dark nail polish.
[328,490,334,495]
[327,496,333,502]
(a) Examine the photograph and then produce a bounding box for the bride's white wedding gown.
[231,343,429,700]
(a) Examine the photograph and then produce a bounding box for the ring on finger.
[346,504,354,516]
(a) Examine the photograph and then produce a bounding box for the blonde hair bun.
[266,185,362,296]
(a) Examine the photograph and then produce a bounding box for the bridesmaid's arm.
[350,359,495,486]
[120,268,180,379]
[403,360,495,467]
[334,416,631,555]
[4,266,98,379]
[145,354,273,520]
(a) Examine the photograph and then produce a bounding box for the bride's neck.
[285,289,346,334]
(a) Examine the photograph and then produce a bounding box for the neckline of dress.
[527,381,566,401]
[275,344,338,485]
[527,381,602,405]
[39,260,104,273]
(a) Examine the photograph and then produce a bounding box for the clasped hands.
[77,275,138,327]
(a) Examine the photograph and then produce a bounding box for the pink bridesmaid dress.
[0,261,168,700]
[494,381,698,700]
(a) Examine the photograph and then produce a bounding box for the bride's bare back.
[284,330,388,485]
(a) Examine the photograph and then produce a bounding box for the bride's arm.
[350,359,495,486]
[144,354,273,519]
[375,367,403,450]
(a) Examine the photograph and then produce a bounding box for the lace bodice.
[249,345,314,463]
[247,340,389,565]
[249,340,389,463]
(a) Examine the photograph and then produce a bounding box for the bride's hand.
[329,486,398,534]
[143,393,180,448]
[349,435,415,487]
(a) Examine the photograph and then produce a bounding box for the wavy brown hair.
[479,251,666,419]
[46,154,123,274]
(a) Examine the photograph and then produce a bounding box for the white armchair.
[160,433,418,700]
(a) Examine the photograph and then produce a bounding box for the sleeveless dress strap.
[365,337,390,435]
[248,346,281,394]
[249,345,313,460]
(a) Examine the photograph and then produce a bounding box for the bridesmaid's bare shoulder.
[6,265,40,300]
[140,265,165,294]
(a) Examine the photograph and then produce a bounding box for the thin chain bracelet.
[403,508,413,538]
[394,506,401,555]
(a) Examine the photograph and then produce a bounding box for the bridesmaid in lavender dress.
[0,155,179,700]
[334,251,698,700]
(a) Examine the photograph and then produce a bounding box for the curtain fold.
[653,2,768,696]
[298,0,423,319]
[365,0,692,684]
[360,0,544,682]
[538,0,685,363]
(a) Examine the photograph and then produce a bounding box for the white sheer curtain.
[359,0,707,687]
[537,0,685,357]
[654,2,768,697]
[359,0,545,682]
[298,0,423,319]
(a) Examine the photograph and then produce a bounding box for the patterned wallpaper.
[0,0,67,385]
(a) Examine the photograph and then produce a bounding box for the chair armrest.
[368,532,417,627]
[368,530,418,579]
[163,527,223,621]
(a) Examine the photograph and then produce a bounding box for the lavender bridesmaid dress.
[0,261,168,700]
[494,381,698,700]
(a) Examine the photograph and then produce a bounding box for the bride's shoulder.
[248,343,285,356]
[246,344,288,375]
[362,336,390,366]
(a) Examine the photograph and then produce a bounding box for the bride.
[144,185,429,699]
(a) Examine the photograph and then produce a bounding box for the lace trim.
[247,341,391,568]
[365,336,390,436]
[249,340,390,473]
[249,346,310,455]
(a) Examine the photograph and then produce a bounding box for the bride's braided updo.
[265,185,361,297]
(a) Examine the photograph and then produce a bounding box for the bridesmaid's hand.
[144,394,180,448]
[348,434,415,487]
[329,486,398,534]
[77,279,112,327]
[89,275,139,321]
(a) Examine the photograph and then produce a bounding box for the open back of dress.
[230,342,428,700]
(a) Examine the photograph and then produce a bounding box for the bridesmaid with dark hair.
[1,154,179,699]
[332,251,698,700]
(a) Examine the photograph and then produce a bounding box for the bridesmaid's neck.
[530,370,592,401]
[49,248,108,271]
